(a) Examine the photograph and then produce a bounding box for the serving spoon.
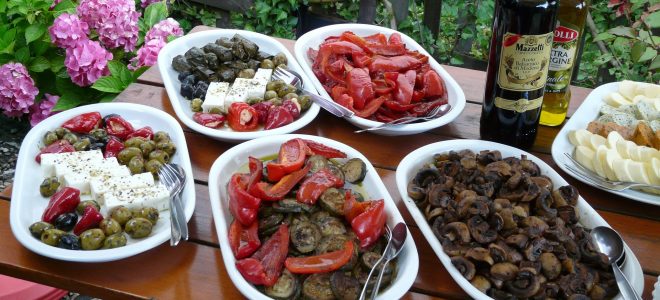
[359,222,408,300]
[590,226,641,300]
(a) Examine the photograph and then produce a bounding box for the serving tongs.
[158,163,189,246]
[359,222,408,300]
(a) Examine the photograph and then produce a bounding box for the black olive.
[177,71,192,82]
[89,142,106,151]
[57,233,81,250]
[54,213,78,231]
[180,82,194,99]
[182,74,197,85]
[192,81,209,100]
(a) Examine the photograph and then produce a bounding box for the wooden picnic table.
[1,26,659,299]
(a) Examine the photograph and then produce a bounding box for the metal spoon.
[168,163,189,241]
[590,226,641,300]
[370,222,407,300]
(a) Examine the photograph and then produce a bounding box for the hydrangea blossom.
[77,0,140,52]
[29,94,59,126]
[0,63,39,118]
[129,38,165,70]
[145,18,183,43]
[49,13,90,49]
[65,39,113,87]
[141,0,161,8]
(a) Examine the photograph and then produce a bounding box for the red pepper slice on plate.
[410,98,447,117]
[296,168,344,205]
[368,55,422,73]
[388,32,403,45]
[193,112,226,129]
[264,106,294,130]
[423,70,445,98]
[35,140,75,163]
[105,114,135,139]
[247,156,263,192]
[104,136,124,159]
[73,206,103,235]
[350,199,386,249]
[367,43,406,56]
[229,219,261,259]
[236,258,267,285]
[228,173,261,226]
[394,70,416,105]
[126,126,154,140]
[339,31,374,55]
[285,240,355,274]
[302,139,347,159]
[384,100,415,112]
[314,41,365,83]
[249,164,311,201]
[412,90,425,103]
[227,102,259,132]
[364,33,387,44]
[266,139,309,182]
[236,224,290,286]
[372,79,395,96]
[353,94,388,119]
[281,100,301,119]
[61,112,102,134]
[251,101,273,125]
[42,187,80,223]
[343,191,370,221]
[346,67,374,110]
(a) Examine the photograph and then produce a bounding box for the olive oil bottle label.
[494,96,544,113]
[546,25,580,93]
[497,32,553,92]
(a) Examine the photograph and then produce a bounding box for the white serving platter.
[294,23,466,136]
[157,29,321,142]
[396,139,644,299]
[208,134,418,300]
[10,103,196,262]
[551,82,660,205]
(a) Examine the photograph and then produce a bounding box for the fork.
[158,164,187,245]
[272,67,355,118]
[162,163,189,240]
[562,153,660,192]
[354,104,451,133]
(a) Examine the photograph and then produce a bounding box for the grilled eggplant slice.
[302,273,335,300]
[341,158,367,183]
[290,221,322,254]
[319,188,345,216]
[265,269,299,299]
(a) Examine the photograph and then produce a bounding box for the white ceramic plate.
[653,275,660,300]
[10,103,196,262]
[396,139,644,299]
[551,82,659,205]
[208,134,418,300]
[294,23,466,136]
[157,29,321,142]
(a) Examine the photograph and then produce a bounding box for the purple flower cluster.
[29,94,60,126]
[0,63,39,118]
[140,0,161,8]
[77,0,140,52]
[49,13,90,49]
[145,18,184,42]
[131,18,183,70]
[65,40,113,87]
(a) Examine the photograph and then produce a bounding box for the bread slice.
[631,121,655,148]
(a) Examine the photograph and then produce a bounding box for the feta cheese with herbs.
[202,82,230,113]
[103,184,170,212]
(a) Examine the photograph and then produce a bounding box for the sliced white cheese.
[41,150,103,177]
[574,146,596,172]
[568,129,592,147]
[647,158,660,185]
[223,78,268,112]
[202,82,230,113]
[612,159,634,182]
[63,164,130,194]
[628,160,651,184]
[253,68,273,81]
[596,146,617,180]
[604,92,632,107]
[604,149,622,181]
[55,156,119,180]
[637,83,660,99]
[91,172,155,203]
[589,134,607,150]
[614,140,632,159]
[607,131,625,149]
[103,184,170,212]
[618,80,637,101]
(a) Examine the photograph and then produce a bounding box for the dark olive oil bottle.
[480,0,559,149]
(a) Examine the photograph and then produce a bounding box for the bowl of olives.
[157,29,321,142]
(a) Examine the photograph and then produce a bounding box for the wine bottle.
[480,0,559,149]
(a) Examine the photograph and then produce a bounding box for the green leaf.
[594,53,613,66]
[631,41,646,62]
[52,0,76,12]
[52,92,82,111]
[49,55,64,72]
[98,93,116,103]
[29,56,49,72]
[638,47,657,62]
[647,11,660,28]
[143,2,168,28]
[30,41,51,56]
[608,26,635,38]
[650,56,660,70]
[450,56,464,65]
[15,47,29,63]
[91,76,125,93]
[25,23,46,44]
[107,60,126,77]
[593,32,615,42]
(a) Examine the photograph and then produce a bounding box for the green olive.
[157,141,177,156]
[140,140,156,157]
[76,200,101,215]
[246,97,264,105]
[282,92,299,101]
[41,228,65,246]
[191,98,203,112]
[298,95,312,112]
[237,69,256,79]
[132,207,159,225]
[54,127,70,139]
[80,229,105,250]
[264,90,278,100]
[118,147,142,165]
[125,217,153,238]
[148,150,170,164]
[272,52,288,67]
[63,132,78,144]
[43,131,59,146]
[110,206,132,226]
[99,218,122,236]
[128,156,145,174]
[261,59,275,69]
[154,131,170,143]
[209,107,223,114]
[145,159,163,177]
[124,137,147,149]
[73,139,91,151]
[102,233,127,249]
[266,79,285,91]
[277,84,297,97]
[270,98,283,106]
[90,128,108,141]
[39,177,60,197]
[29,221,54,239]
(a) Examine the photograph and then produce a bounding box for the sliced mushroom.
[484,171,503,190]
[493,198,511,212]
[407,181,427,203]
[477,150,502,165]
[490,262,519,281]
[438,160,461,177]
[427,184,452,208]
[425,206,444,222]
[441,222,471,244]
[553,185,579,206]
[557,205,579,225]
[534,188,557,218]
[530,176,553,191]
[506,171,523,189]
[521,182,542,202]
[465,247,495,266]
[578,237,608,265]
[413,168,442,188]
[498,185,526,202]
[451,256,476,280]
[588,284,608,300]
[467,216,497,244]
[460,157,477,170]
[455,189,477,204]
[533,282,560,300]
[495,240,524,264]
[488,243,507,263]
[470,275,492,293]
[512,205,528,219]
[485,160,512,177]
[505,234,529,249]
[562,258,577,274]
[564,239,581,260]
[539,252,561,280]
[499,208,518,231]
[471,182,495,198]
[522,216,549,238]
[520,155,541,176]
[504,267,541,298]
[459,197,489,218]
[488,213,504,232]
[524,238,549,261]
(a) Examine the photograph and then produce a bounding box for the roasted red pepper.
[343,190,369,221]
[353,94,388,118]
[228,173,261,226]
[422,70,445,98]
[105,114,135,139]
[394,70,416,105]
[302,139,347,158]
[368,55,422,73]
[372,78,395,95]
[229,219,261,259]
[236,258,267,285]
[266,139,309,182]
[347,68,374,110]
[249,164,311,201]
[193,112,226,129]
[285,240,354,274]
[35,140,75,163]
[126,126,154,140]
[42,187,80,223]
[296,168,344,205]
[314,41,365,83]
[73,206,103,235]
[104,136,124,159]
[236,224,289,286]
[281,100,300,119]
[264,106,294,130]
[61,112,102,134]
[251,101,273,124]
[350,199,386,249]
[227,102,259,132]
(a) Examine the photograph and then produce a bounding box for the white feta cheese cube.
[103,183,170,212]
[224,78,268,111]
[63,165,130,194]
[41,150,103,177]
[202,82,230,113]
[253,68,273,81]
[90,172,155,203]
[55,156,119,179]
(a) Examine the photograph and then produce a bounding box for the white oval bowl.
[395,139,644,299]
[157,29,321,142]
[294,23,466,136]
[10,103,196,262]
[208,134,419,300]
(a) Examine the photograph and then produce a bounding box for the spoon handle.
[370,260,391,300]
[358,245,389,300]
[612,264,641,300]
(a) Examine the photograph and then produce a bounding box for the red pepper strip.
[266,139,308,182]
[105,115,135,139]
[411,98,447,117]
[250,224,290,287]
[367,43,407,56]
[35,140,75,163]
[346,67,374,110]
[331,86,348,100]
[423,70,445,98]
[236,258,268,286]
[364,33,388,44]
[344,190,370,222]
[383,100,415,112]
[229,219,261,259]
[285,240,355,274]
[339,31,374,55]
[372,79,395,96]
[352,52,372,68]
[104,137,124,159]
[388,32,403,45]
[229,174,260,226]
[412,90,425,103]
[314,41,365,83]
[281,100,300,119]
[406,50,430,64]
[383,72,399,83]
[334,94,354,111]
[264,106,294,130]
[42,187,80,223]
[252,101,273,124]
[296,168,344,205]
[126,126,154,140]
[228,102,259,132]
[193,112,226,129]
[61,112,102,134]
[302,139,347,159]
[353,94,388,119]
[73,206,103,235]
[351,199,386,249]
[247,156,263,192]
[249,164,311,201]
[368,55,422,73]
[394,70,416,105]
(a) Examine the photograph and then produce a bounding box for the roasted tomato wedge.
[296,168,344,205]
[236,224,290,287]
[229,219,261,259]
[228,173,261,226]
[285,240,354,274]
[61,112,102,134]
[266,139,309,182]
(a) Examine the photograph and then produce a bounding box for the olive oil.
[540,0,589,126]
[480,0,559,149]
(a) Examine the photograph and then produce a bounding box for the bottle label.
[495,96,544,113]
[546,25,580,93]
[497,32,553,92]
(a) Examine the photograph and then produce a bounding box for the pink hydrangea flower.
[29,94,59,126]
[141,0,161,8]
[129,38,165,70]
[0,63,39,118]
[65,39,113,87]
[77,0,140,52]
[49,13,90,49]
[145,18,183,42]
